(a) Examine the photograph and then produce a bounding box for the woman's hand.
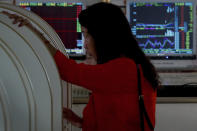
[63,107,83,128]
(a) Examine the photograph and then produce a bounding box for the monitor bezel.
[126,0,197,59]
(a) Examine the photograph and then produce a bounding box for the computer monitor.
[18,1,85,58]
[126,0,197,71]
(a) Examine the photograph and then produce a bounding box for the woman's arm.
[54,51,111,92]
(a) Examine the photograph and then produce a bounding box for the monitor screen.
[19,1,85,57]
[126,0,197,70]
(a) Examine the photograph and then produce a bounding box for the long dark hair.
[79,2,160,89]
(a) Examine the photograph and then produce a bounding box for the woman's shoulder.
[101,57,137,75]
[106,57,136,67]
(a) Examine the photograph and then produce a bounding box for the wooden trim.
[73,97,197,104]
[157,97,197,103]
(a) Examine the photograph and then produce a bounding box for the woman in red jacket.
[5,2,160,131]
[55,2,160,131]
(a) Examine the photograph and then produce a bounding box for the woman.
[55,2,159,131]
[4,2,160,131]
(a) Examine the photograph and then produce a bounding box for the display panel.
[19,1,85,57]
[129,2,193,56]
[126,0,197,70]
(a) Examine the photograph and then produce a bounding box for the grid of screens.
[19,2,84,56]
[128,2,195,59]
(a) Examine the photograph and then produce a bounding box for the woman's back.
[55,51,156,131]
[88,57,156,131]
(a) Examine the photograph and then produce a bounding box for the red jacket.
[54,50,156,131]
